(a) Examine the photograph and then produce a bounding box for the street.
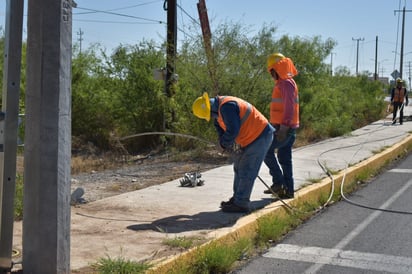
[234,152,412,274]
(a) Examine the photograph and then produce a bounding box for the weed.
[14,173,24,220]
[93,255,151,274]
[190,238,253,274]
[162,236,205,249]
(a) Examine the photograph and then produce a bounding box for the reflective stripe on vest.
[269,79,299,127]
[240,103,252,125]
[271,97,299,103]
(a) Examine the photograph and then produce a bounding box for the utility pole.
[164,0,177,131]
[165,0,177,98]
[77,28,83,53]
[352,37,364,76]
[23,0,74,272]
[330,52,335,76]
[400,6,405,79]
[394,7,412,79]
[374,36,378,80]
[197,0,218,94]
[0,0,23,271]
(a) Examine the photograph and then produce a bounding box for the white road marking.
[264,244,412,274]
[388,168,412,173]
[263,177,412,273]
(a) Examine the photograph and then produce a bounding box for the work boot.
[221,202,249,213]
[220,197,234,207]
[263,184,283,194]
[392,120,396,125]
[277,191,294,199]
[274,187,294,199]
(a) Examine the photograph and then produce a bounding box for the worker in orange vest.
[192,92,274,213]
[390,78,409,125]
[263,53,299,199]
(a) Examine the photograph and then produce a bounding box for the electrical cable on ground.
[120,131,215,146]
[256,175,294,211]
[318,105,412,215]
[120,116,411,215]
[120,131,298,209]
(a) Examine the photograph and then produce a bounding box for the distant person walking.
[192,93,274,213]
[263,53,299,199]
[391,78,409,125]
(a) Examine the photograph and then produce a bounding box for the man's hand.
[276,125,289,143]
[217,139,235,154]
[216,143,226,154]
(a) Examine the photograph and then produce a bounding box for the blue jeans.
[231,124,274,208]
[264,128,296,194]
[392,102,404,123]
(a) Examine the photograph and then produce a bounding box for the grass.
[93,255,151,274]
[14,173,24,220]
[189,238,253,274]
[162,236,206,249]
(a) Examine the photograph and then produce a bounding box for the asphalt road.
[234,152,412,274]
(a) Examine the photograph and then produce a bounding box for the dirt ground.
[70,152,230,204]
[12,151,230,273]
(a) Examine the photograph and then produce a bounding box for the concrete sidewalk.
[12,106,412,273]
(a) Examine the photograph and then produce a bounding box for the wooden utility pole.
[374,36,378,80]
[165,0,177,98]
[197,0,218,94]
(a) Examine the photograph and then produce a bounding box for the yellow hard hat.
[267,53,285,71]
[396,78,403,83]
[192,92,211,121]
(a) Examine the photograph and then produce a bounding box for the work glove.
[216,142,227,154]
[276,125,289,143]
[217,141,242,155]
[217,138,234,153]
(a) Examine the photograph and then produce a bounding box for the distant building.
[368,76,389,86]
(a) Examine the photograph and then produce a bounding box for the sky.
[1,0,412,81]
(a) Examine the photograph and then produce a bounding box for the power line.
[177,3,200,26]
[75,19,162,25]
[75,6,165,24]
[74,0,161,15]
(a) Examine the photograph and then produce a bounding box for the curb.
[148,133,412,273]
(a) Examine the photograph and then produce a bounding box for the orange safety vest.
[269,78,299,127]
[217,96,268,148]
[393,87,406,103]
